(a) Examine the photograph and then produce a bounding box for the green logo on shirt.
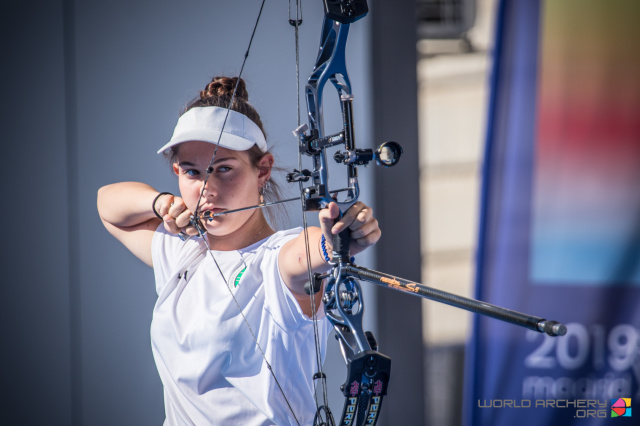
[233,266,247,288]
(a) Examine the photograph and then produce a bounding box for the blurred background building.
[417,1,495,425]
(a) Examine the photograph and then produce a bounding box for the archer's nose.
[201,175,217,197]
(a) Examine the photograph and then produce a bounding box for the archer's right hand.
[154,193,199,237]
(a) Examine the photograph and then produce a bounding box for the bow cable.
[289,1,336,425]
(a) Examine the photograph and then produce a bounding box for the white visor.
[157,106,267,154]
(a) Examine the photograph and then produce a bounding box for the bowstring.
[194,228,301,425]
[290,0,334,424]
[191,1,300,424]
[193,0,265,223]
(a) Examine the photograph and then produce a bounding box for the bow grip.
[332,212,352,264]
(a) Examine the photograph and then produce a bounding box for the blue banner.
[464,0,640,424]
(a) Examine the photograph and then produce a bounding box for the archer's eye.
[184,169,200,177]
[217,166,232,173]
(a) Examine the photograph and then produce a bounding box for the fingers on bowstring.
[162,196,193,235]
[168,197,187,218]
[183,225,199,237]
[156,193,175,218]
[174,208,193,229]
[163,215,181,234]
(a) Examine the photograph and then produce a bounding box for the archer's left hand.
[319,201,381,257]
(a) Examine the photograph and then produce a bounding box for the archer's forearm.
[279,227,333,296]
[97,182,161,227]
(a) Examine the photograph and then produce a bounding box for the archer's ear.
[257,153,274,181]
[172,163,180,175]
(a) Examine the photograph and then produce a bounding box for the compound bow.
[190,1,567,425]
[284,2,566,425]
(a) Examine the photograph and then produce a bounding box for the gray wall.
[371,1,424,424]
[0,0,421,424]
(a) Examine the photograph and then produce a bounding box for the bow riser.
[298,18,359,213]
[295,4,392,426]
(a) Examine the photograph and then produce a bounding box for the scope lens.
[375,141,403,167]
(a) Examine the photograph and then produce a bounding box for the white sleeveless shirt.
[151,226,331,425]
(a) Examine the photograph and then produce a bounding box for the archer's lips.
[200,207,226,215]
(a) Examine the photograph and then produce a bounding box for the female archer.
[97,76,381,425]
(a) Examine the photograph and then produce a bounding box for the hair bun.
[200,76,249,102]
[184,75,264,137]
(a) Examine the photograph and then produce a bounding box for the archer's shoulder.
[262,227,304,250]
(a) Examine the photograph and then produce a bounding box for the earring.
[259,181,271,204]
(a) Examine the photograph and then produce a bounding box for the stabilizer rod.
[343,264,566,336]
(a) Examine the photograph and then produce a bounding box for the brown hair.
[187,76,265,134]
[165,76,286,227]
